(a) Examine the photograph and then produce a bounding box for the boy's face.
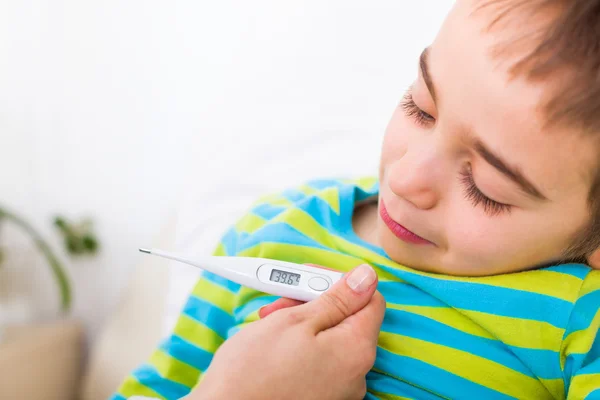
[377,0,599,276]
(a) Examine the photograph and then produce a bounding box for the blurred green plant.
[0,207,100,312]
[54,216,99,256]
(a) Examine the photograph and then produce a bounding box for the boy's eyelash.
[459,167,512,217]
[401,90,435,126]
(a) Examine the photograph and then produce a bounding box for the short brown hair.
[476,0,600,260]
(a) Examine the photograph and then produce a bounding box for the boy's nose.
[387,153,443,211]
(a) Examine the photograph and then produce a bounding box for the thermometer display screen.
[269,269,301,286]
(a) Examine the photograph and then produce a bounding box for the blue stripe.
[506,346,562,380]
[220,227,238,256]
[306,179,346,190]
[375,347,517,399]
[367,370,445,400]
[292,188,375,240]
[353,183,380,203]
[132,364,190,399]
[109,395,126,400]
[335,184,389,258]
[301,196,344,229]
[159,335,213,372]
[281,188,306,202]
[585,388,600,399]
[183,296,234,339]
[566,353,598,380]
[201,271,241,293]
[580,358,600,375]
[379,281,450,308]
[544,264,590,280]
[564,354,578,390]
[377,264,573,327]
[565,353,595,385]
[338,182,378,216]
[236,222,334,253]
[381,308,556,379]
[564,290,600,336]
[237,231,251,243]
[252,203,287,220]
[368,180,380,192]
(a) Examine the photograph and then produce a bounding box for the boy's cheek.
[444,215,517,267]
[444,213,563,274]
[381,116,412,166]
[588,252,600,270]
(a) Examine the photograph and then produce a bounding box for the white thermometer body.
[140,248,344,302]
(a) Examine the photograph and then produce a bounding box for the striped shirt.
[113,177,600,400]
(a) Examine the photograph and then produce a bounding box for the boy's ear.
[588,248,600,270]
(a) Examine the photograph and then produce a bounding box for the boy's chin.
[379,233,514,277]
[378,232,448,274]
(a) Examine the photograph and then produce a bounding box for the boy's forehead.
[432,1,549,125]
[429,0,598,197]
[464,0,593,133]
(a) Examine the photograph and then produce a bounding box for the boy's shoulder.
[246,176,378,217]
[223,176,377,254]
[578,268,600,299]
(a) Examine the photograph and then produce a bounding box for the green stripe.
[149,349,200,389]
[118,376,165,399]
[173,314,225,353]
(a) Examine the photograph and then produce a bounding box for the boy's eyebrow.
[474,140,548,201]
[420,48,437,101]
[420,47,546,201]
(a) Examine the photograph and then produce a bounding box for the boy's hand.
[187,264,385,400]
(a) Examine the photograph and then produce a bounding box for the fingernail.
[346,264,376,293]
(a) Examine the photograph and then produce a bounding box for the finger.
[299,263,378,332]
[334,290,386,344]
[259,298,305,319]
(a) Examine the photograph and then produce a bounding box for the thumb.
[301,264,378,332]
[334,290,386,345]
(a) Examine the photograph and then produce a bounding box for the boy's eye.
[459,165,512,217]
[400,89,510,218]
[401,90,435,127]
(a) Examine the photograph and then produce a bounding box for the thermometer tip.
[139,248,151,254]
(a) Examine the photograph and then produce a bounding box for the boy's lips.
[380,200,433,245]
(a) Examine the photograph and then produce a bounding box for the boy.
[113,0,600,398]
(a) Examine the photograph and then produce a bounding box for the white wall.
[0,1,453,341]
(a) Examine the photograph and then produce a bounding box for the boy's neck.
[352,201,379,246]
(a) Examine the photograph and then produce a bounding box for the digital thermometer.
[139,248,344,302]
